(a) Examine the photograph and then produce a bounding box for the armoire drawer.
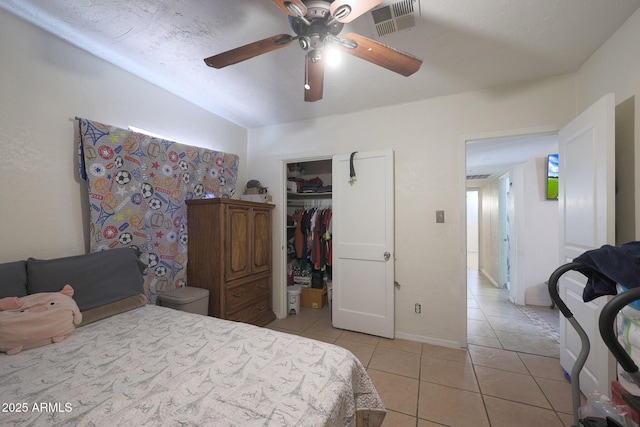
[225,276,270,313]
[226,296,271,325]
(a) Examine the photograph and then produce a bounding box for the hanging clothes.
[293,207,332,271]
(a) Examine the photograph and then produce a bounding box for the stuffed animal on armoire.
[0,285,82,355]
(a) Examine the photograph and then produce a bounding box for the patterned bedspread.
[0,305,385,426]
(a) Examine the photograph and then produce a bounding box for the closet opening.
[284,158,333,321]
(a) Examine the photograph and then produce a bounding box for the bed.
[0,249,385,426]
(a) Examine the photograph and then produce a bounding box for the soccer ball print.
[79,118,239,303]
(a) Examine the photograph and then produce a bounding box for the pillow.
[0,285,82,355]
[78,294,147,326]
[26,248,146,312]
[0,261,28,299]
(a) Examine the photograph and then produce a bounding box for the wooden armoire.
[186,198,275,326]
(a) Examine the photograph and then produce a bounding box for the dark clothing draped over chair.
[574,242,640,302]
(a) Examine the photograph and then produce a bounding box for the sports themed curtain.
[78,118,239,303]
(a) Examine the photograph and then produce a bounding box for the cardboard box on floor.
[301,286,327,309]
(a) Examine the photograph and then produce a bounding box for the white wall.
[479,179,500,286]
[522,156,560,306]
[575,8,640,240]
[0,10,248,262]
[248,75,576,347]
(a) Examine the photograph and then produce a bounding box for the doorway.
[498,173,510,292]
[466,190,479,270]
[464,131,560,355]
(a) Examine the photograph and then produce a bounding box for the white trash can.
[287,285,302,315]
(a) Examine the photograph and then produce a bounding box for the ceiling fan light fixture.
[333,4,352,20]
[325,45,342,66]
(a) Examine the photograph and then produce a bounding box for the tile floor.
[267,267,574,426]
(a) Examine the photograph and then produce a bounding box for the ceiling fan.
[204,0,423,102]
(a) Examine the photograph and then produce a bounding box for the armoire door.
[252,207,272,275]
[225,205,251,281]
[332,149,395,339]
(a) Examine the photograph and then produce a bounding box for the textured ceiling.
[2,0,640,129]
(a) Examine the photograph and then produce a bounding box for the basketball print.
[130,212,144,229]
[174,253,186,267]
[169,189,183,206]
[225,154,238,168]
[93,177,110,195]
[102,193,118,212]
[122,135,139,153]
[185,146,197,160]
[164,177,176,189]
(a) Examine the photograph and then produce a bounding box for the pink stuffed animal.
[0,285,82,355]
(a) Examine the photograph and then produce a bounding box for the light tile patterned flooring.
[267,267,573,426]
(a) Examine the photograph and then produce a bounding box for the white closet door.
[332,149,395,338]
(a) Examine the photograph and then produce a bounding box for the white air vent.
[466,174,492,180]
[368,0,421,38]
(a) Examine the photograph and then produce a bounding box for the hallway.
[467,266,560,358]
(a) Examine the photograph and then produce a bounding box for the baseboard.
[394,331,464,350]
[479,268,499,288]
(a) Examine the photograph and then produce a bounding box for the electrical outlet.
[414,303,421,314]
[436,210,445,223]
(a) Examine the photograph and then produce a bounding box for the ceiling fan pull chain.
[349,151,358,185]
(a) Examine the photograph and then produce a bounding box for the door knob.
[384,252,391,261]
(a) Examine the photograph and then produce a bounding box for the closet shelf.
[287,192,332,198]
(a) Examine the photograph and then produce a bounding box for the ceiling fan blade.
[339,32,423,76]
[304,54,324,102]
[204,34,294,69]
[330,0,384,23]
[272,0,307,17]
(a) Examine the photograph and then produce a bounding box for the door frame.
[498,172,511,291]
[458,125,560,347]
[278,154,332,318]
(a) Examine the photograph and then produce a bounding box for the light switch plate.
[436,210,445,223]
